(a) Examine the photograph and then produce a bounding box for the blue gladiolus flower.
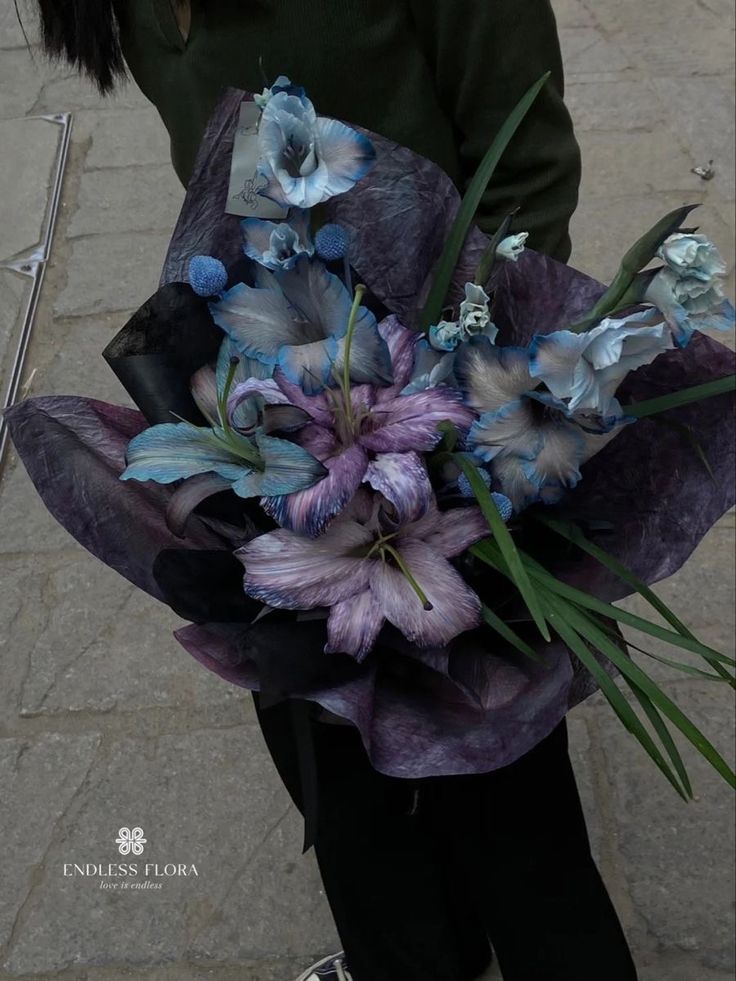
[529,310,674,417]
[253,75,306,110]
[242,210,314,271]
[456,337,628,512]
[210,257,392,395]
[257,89,376,209]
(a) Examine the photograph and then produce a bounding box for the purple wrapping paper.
[6,90,735,778]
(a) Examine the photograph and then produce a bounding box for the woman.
[33,2,638,979]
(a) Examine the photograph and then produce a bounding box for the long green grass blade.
[481,604,542,662]
[472,534,735,679]
[456,455,550,641]
[418,72,550,331]
[624,375,736,418]
[534,514,696,638]
[560,601,736,790]
[622,675,693,797]
[545,597,690,798]
[522,556,735,673]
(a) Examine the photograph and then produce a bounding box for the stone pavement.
[0,0,733,978]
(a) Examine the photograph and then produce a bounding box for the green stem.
[623,375,736,419]
[340,283,367,433]
[381,543,433,611]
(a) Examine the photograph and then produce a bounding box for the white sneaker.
[295,952,353,981]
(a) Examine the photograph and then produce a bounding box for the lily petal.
[121,422,247,483]
[455,337,534,411]
[250,431,328,496]
[166,473,234,537]
[326,588,385,661]
[239,518,374,608]
[370,540,481,647]
[406,504,489,558]
[377,315,419,396]
[190,365,219,425]
[274,258,373,339]
[361,389,474,453]
[272,369,333,426]
[261,442,368,536]
[363,451,432,525]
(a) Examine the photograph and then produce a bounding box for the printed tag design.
[226,102,288,219]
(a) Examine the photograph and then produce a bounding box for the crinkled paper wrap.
[6,90,735,778]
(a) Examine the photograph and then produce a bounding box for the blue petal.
[467,400,541,463]
[210,282,304,365]
[274,258,367,339]
[455,338,533,411]
[277,335,340,394]
[255,431,328,495]
[121,423,246,483]
[314,117,376,196]
[334,319,392,387]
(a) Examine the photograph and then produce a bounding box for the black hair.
[29,0,127,93]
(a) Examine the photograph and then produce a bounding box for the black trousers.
[254,696,638,981]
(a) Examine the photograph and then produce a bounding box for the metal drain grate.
[0,111,72,469]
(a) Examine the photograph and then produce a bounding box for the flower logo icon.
[116,827,146,856]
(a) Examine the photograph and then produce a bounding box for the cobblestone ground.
[0,1,734,979]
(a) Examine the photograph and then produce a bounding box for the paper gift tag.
[225,101,288,219]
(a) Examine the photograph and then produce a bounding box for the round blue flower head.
[458,471,513,522]
[188,255,228,297]
[314,223,349,262]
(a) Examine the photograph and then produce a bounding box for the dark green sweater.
[119,0,580,260]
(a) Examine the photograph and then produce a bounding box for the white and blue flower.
[210,257,392,395]
[242,210,314,271]
[456,337,627,512]
[496,232,528,262]
[257,89,376,209]
[529,310,674,418]
[253,75,306,110]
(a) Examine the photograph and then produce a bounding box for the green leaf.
[568,204,699,333]
[481,604,542,662]
[559,601,736,790]
[533,514,695,638]
[544,596,690,799]
[521,554,736,675]
[623,675,693,798]
[456,455,551,641]
[417,73,550,332]
[474,207,519,288]
[624,375,736,419]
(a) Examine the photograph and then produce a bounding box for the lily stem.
[381,543,434,611]
[341,283,367,433]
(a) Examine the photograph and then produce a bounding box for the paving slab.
[596,683,735,973]
[0,731,102,950]
[0,116,60,262]
[85,109,176,171]
[69,165,184,239]
[54,232,171,317]
[0,266,30,395]
[1,726,336,975]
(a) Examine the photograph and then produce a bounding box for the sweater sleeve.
[407,0,581,261]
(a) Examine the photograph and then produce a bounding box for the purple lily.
[238,490,488,660]
[228,316,476,536]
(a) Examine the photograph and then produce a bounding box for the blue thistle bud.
[189,255,228,297]
[490,492,514,523]
[457,469,491,498]
[314,223,349,262]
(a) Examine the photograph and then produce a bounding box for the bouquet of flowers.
[7,75,736,798]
